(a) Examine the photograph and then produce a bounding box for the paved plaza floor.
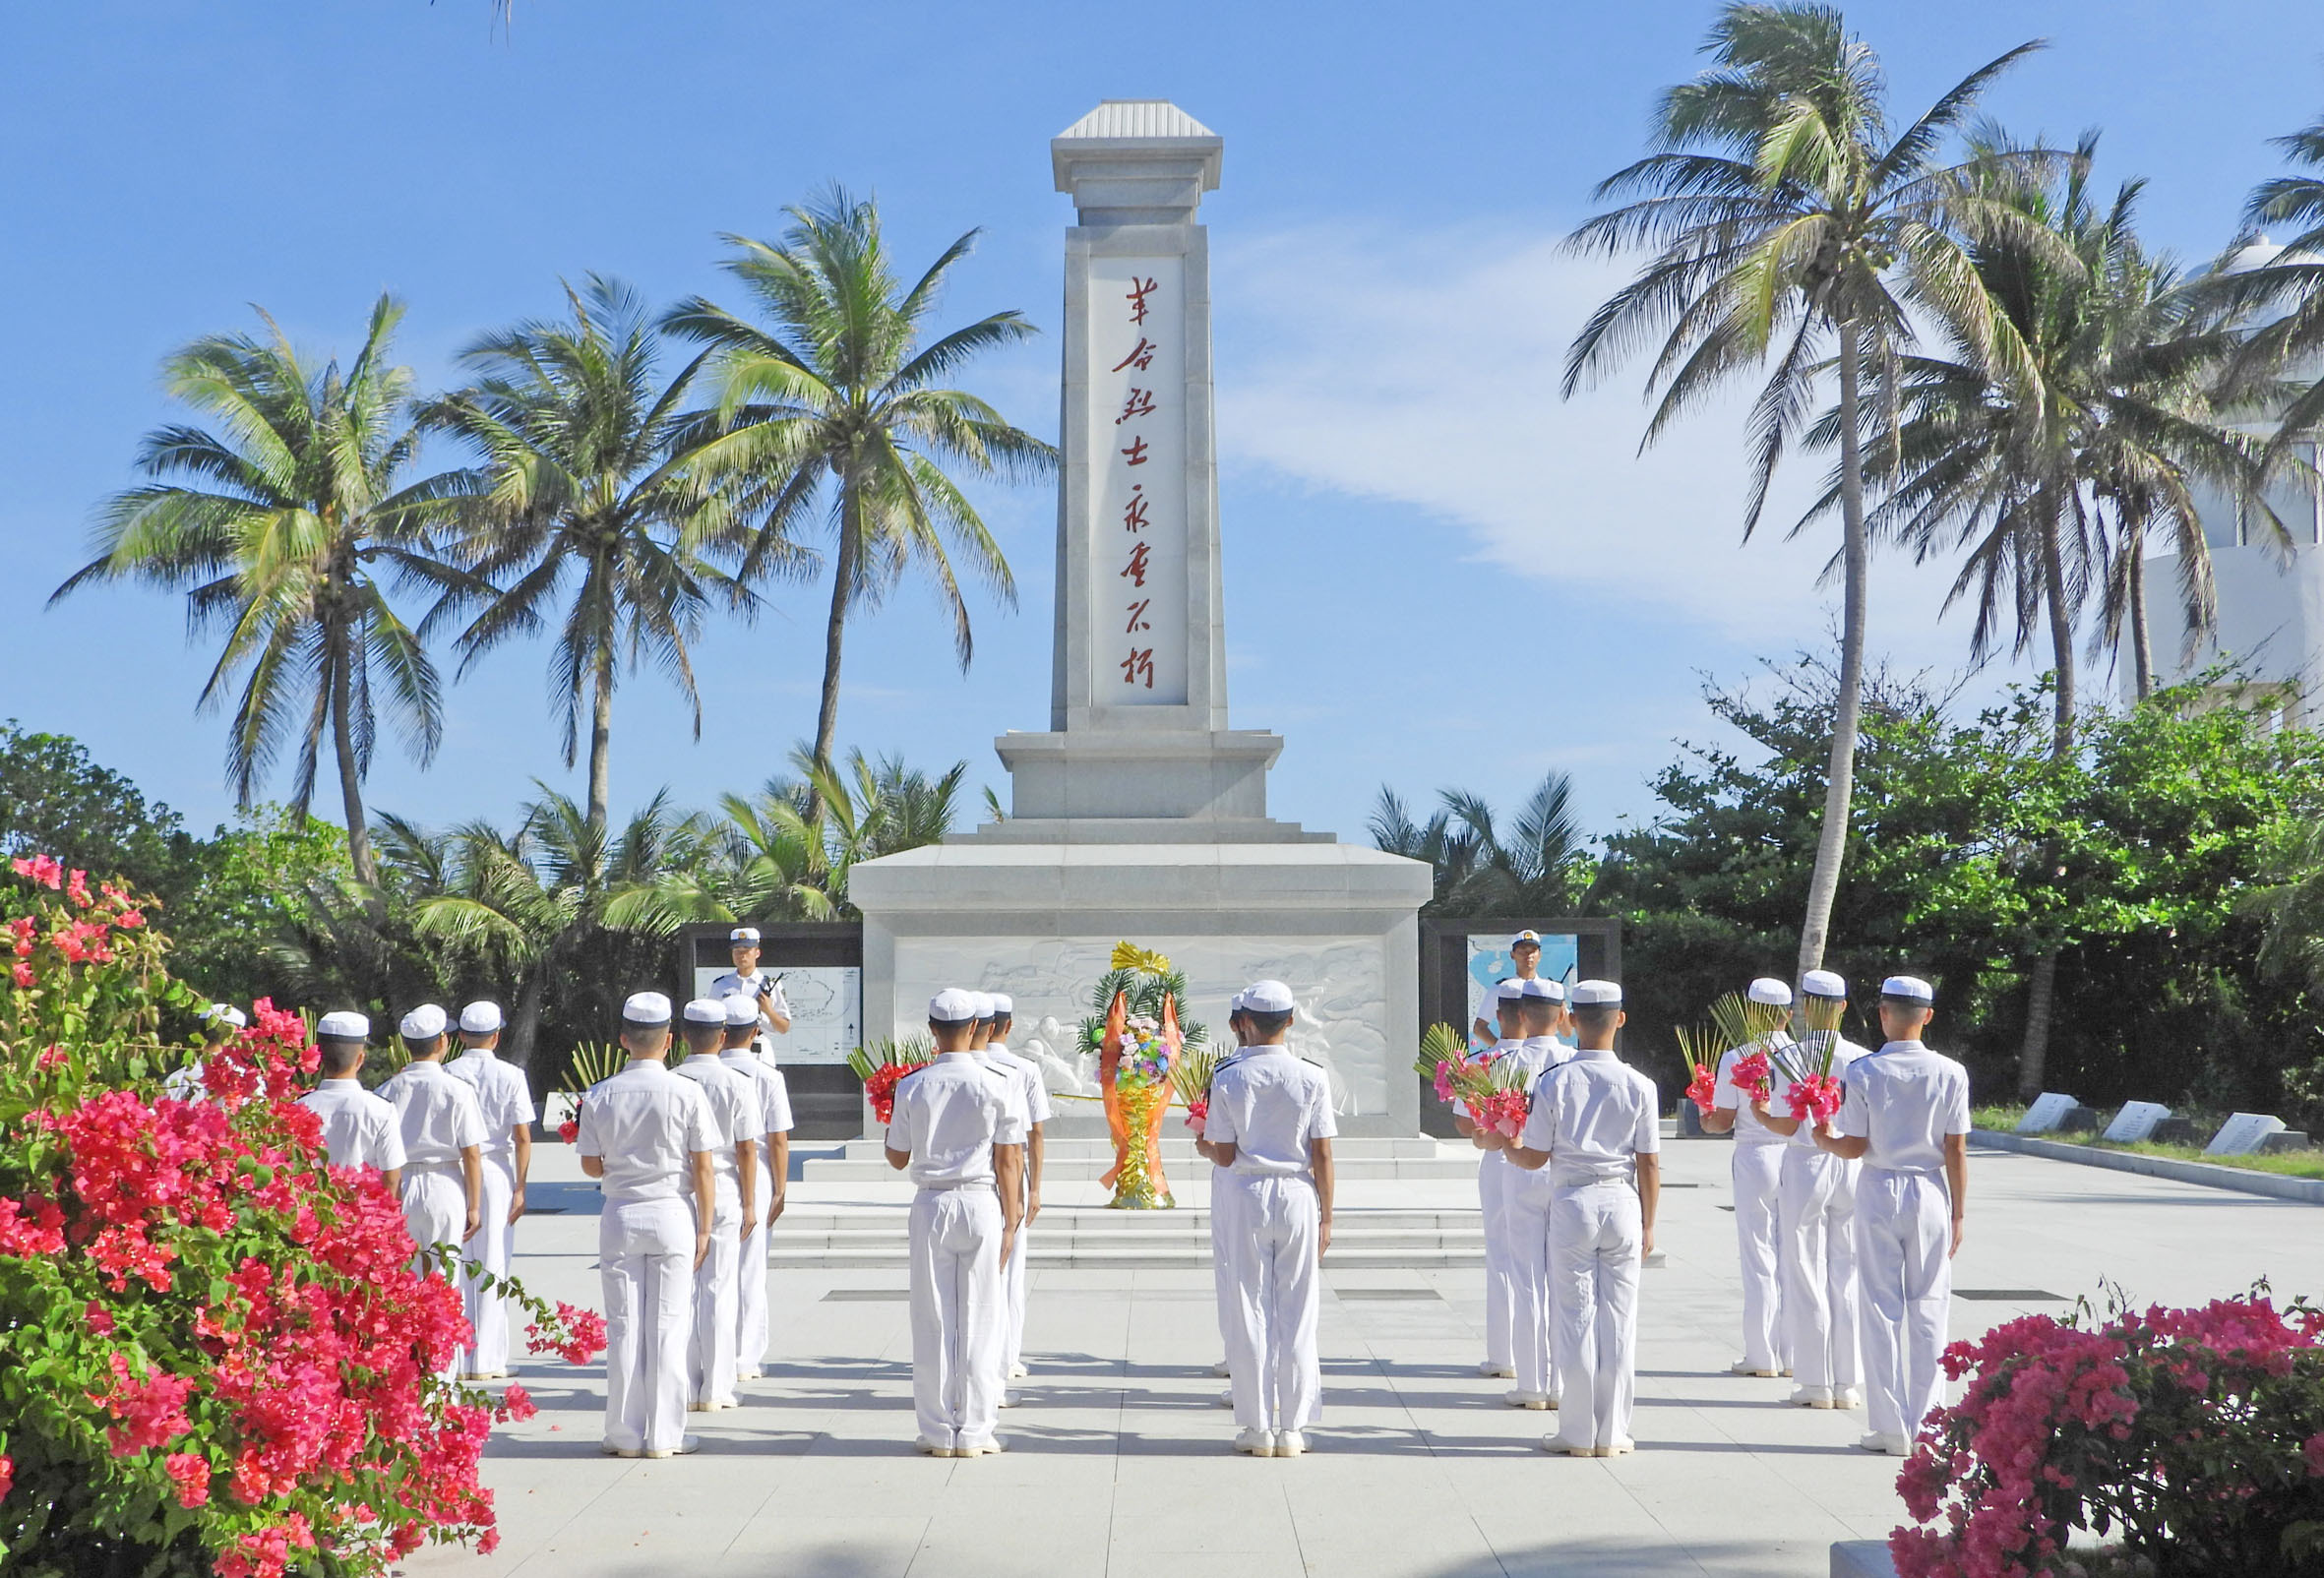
[404,1137,2324,1578]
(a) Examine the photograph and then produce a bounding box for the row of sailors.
[1467,938,1970,1455]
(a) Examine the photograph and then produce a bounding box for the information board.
[1464,933,1581,1041]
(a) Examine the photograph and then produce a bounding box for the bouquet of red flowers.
[551,1043,624,1143]
[848,1037,935,1125]
[1782,1030,1848,1125]
[1728,1048,1773,1104]
[1170,1047,1220,1136]
[1675,1023,1722,1115]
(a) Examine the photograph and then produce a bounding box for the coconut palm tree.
[418,275,774,833]
[662,190,1056,798]
[54,296,461,886]
[2223,111,2324,441]
[1370,773,1589,916]
[1562,1,2053,977]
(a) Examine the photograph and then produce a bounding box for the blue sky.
[2,0,2314,852]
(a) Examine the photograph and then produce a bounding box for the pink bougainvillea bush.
[0,855,602,1577]
[1893,1291,2324,1578]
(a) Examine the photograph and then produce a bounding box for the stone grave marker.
[2017,1093,2080,1134]
[2206,1113,2288,1156]
[2103,1102,2171,1143]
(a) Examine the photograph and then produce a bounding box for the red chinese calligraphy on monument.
[1092,260,1183,702]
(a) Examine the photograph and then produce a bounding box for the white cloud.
[1211,223,2047,686]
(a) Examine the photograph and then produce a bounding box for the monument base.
[849,838,1434,1136]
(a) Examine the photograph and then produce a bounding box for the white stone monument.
[2206,1112,2288,1156]
[2102,1101,2171,1144]
[2016,1093,2080,1135]
[849,101,1434,1135]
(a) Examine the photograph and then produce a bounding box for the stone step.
[796,1158,1479,1183]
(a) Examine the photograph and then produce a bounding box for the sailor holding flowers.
[1701,977,1799,1379]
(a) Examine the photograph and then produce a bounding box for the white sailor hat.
[929,988,980,1024]
[316,1009,370,1041]
[204,1002,248,1029]
[1801,969,1847,1000]
[1746,977,1793,1007]
[1228,988,1250,1013]
[1881,975,1935,1003]
[724,994,761,1027]
[622,991,673,1025]
[1569,980,1623,1007]
[987,993,1013,1017]
[683,997,730,1025]
[1243,980,1296,1014]
[1494,979,1528,1005]
[1518,978,1565,1003]
[968,991,995,1021]
[730,927,761,943]
[398,1003,449,1041]
[1510,930,1544,947]
[459,1001,504,1034]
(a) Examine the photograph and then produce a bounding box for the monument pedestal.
[850,100,1431,1134]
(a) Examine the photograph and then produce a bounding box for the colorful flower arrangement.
[848,1036,936,1125]
[1082,943,1199,1210]
[1893,1290,2324,1578]
[0,856,604,1577]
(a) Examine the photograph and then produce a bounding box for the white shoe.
[686,1400,714,1413]
[1479,1361,1516,1378]
[1834,1386,1864,1410]
[1788,1385,1834,1409]
[601,1439,642,1459]
[1729,1360,1779,1377]
[1778,1367,1795,1378]
[917,1435,958,1458]
[1858,1432,1912,1456]
[959,1437,1005,1456]
[735,1366,763,1381]
[998,1392,1018,1409]
[1602,1437,1636,1456]
[643,1436,701,1459]
[1217,1387,1236,1408]
[1274,1430,1307,1457]
[1503,1390,1553,1411]
[1009,1363,1030,1380]
[1234,1426,1275,1456]
[1544,1435,1597,1456]
[1211,1359,1233,1377]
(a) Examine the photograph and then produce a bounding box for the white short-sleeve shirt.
[1203,1045,1337,1180]
[301,1080,407,1174]
[1714,1033,1798,1145]
[981,1043,1051,1127]
[1836,1042,1972,1176]
[1774,1033,1871,1151]
[1518,1048,1660,1186]
[711,969,793,1048]
[577,1060,722,1204]
[718,1049,795,1138]
[885,1052,1027,1189]
[378,1060,488,1171]
[446,1048,537,1160]
[675,1055,766,1195]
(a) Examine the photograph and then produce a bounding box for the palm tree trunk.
[2017,508,2079,1099]
[329,623,379,889]
[1796,319,1870,979]
[509,965,548,1101]
[586,642,614,834]
[807,482,859,822]
[2127,546,2154,700]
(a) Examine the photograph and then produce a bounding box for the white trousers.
[689,1182,743,1407]
[737,1154,771,1372]
[908,1185,1005,1449]
[600,1197,695,1454]
[1730,1141,1790,1370]
[1856,1169,1952,1441]
[1503,1163,1562,1400]
[1002,1168,1032,1373]
[401,1166,466,1261]
[1209,1162,1242,1365]
[459,1153,518,1376]
[1547,1179,1642,1452]
[1222,1173,1322,1433]
[1778,1147,1860,1392]
[1478,1152,1516,1367]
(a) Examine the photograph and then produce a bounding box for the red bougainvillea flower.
[11,854,61,889]
[0,1455,13,1502]
[164,1452,212,1508]
[497,1383,537,1423]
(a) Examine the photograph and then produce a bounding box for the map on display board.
[692,964,861,1065]
[1465,933,1580,1040]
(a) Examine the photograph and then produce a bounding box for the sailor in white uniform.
[446,1001,536,1381]
[1472,929,1546,1044]
[1759,970,1869,1410]
[671,998,762,1412]
[1491,979,1660,1457]
[886,989,1026,1457]
[578,992,721,1459]
[1206,993,1253,1398]
[302,1012,404,1186]
[977,993,1049,1383]
[709,927,792,1058]
[1464,980,1535,1379]
[378,1005,486,1278]
[1702,977,1800,1378]
[1501,977,1575,1411]
[1196,980,1337,1459]
[1814,976,1970,1455]
[718,994,793,1381]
